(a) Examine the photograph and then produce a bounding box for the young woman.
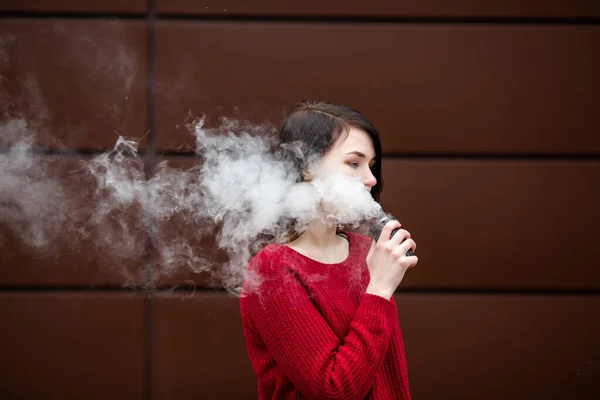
[240,101,418,400]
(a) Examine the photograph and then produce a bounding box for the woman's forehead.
[334,127,375,155]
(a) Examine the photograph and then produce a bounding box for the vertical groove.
[143,292,154,400]
[143,1,156,400]
[144,0,157,288]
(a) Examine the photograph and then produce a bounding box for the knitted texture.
[240,231,411,400]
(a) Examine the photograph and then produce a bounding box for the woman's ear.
[302,170,312,182]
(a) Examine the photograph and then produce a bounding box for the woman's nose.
[364,170,377,189]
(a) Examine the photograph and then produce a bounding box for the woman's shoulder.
[241,243,296,296]
[247,243,290,273]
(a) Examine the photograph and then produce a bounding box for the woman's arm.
[240,251,396,400]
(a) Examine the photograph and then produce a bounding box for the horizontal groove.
[157,14,600,25]
[2,285,599,296]
[3,147,600,161]
[0,11,146,19]
[0,285,227,293]
[383,152,600,161]
[0,11,599,25]
[155,150,199,157]
[0,285,149,292]
[155,150,600,161]
[0,146,148,156]
[173,286,600,296]
[398,287,600,296]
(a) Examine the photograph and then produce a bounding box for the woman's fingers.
[378,220,401,245]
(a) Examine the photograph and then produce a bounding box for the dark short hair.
[278,100,383,202]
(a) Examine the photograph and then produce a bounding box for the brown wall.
[1,1,600,399]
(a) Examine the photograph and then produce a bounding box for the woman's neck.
[286,217,349,264]
[299,219,339,249]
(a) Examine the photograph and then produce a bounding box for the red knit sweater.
[240,231,411,400]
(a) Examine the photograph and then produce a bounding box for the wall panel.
[382,159,600,289]
[150,157,222,289]
[0,293,146,399]
[154,22,600,154]
[0,155,148,287]
[152,292,256,399]
[398,294,600,399]
[0,20,147,150]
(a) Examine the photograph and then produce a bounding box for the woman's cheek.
[343,163,357,175]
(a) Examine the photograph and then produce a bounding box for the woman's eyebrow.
[345,151,376,162]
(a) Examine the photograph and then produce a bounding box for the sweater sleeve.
[240,251,396,400]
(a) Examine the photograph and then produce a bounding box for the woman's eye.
[349,162,359,168]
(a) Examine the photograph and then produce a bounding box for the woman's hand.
[366,220,418,300]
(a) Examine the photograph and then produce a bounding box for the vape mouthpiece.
[371,208,415,257]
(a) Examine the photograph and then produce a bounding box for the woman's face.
[312,127,377,191]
